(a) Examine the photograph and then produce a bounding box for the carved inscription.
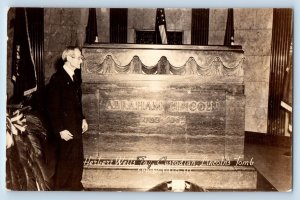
[168,101,220,113]
[104,100,221,113]
[141,116,186,125]
[97,89,226,136]
[105,100,164,112]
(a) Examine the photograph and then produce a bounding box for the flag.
[155,8,168,44]
[86,8,98,44]
[224,8,234,46]
[11,8,37,101]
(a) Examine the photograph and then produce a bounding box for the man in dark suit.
[47,46,88,190]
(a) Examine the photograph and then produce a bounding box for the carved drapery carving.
[84,54,244,76]
[82,44,244,77]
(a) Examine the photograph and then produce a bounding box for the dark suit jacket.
[47,67,84,140]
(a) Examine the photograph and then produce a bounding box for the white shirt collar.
[63,64,75,80]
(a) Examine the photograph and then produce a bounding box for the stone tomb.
[81,44,257,190]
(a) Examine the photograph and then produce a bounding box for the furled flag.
[86,8,98,43]
[11,8,37,101]
[224,8,234,46]
[155,8,168,44]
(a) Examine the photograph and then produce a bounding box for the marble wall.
[44,8,88,83]
[235,9,273,133]
[209,8,272,133]
[43,8,110,83]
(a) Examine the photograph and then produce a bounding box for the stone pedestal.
[82,164,257,191]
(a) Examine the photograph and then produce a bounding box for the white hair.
[61,46,81,62]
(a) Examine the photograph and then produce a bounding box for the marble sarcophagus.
[81,44,256,190]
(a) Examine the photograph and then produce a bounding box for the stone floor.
[244,143,292,192]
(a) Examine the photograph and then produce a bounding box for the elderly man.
[47,46,88,190]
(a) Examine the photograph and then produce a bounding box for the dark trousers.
[54,138,84,191]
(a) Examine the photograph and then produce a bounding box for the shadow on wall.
[54,58,64,73]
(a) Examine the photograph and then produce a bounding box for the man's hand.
[59,130,73,141]
[82,119,88,133]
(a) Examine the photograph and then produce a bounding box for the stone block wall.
[44,8,88,83]
[234,9,272,133]
[209,8,272,133]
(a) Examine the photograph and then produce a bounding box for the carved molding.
[83,54,244,76]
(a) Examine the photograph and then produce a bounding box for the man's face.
[69,49,83,69]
